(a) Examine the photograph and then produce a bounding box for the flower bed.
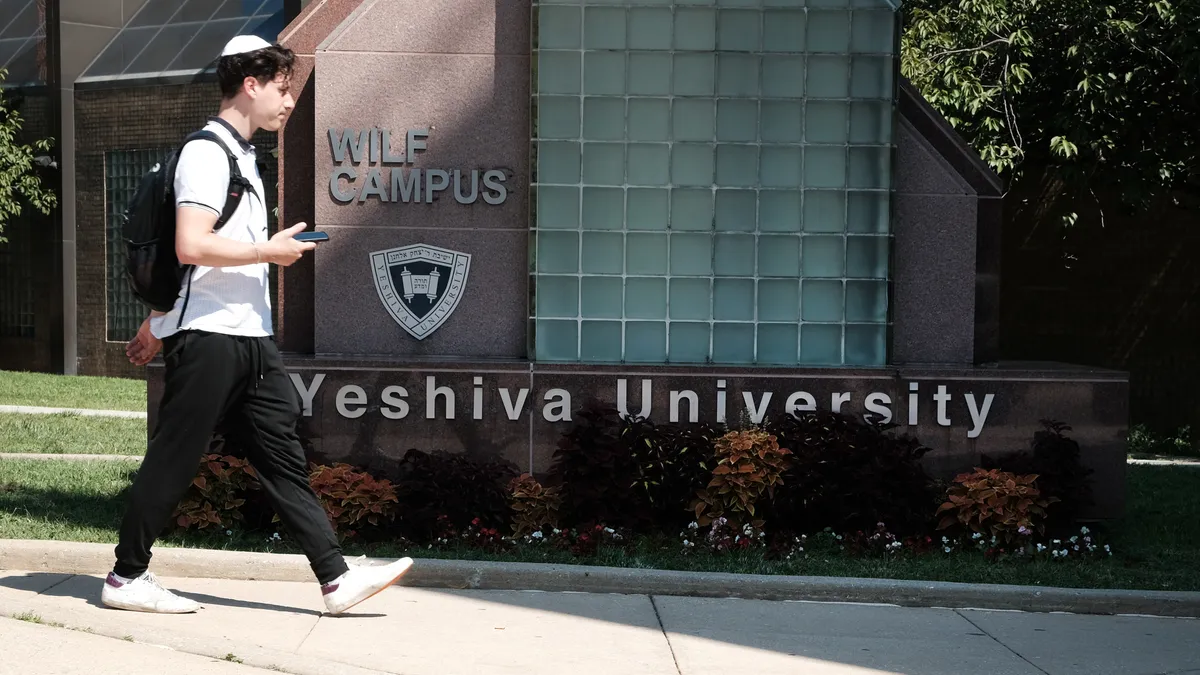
[173,405,1108,565]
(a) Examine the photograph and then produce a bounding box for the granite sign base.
[147,357,1129,519]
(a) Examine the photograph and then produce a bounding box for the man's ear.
[243,75,259,99]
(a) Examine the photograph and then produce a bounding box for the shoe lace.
[140,572,168,593]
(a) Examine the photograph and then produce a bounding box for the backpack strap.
[174,129,259,329]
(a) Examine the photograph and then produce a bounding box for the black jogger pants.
[114,330,348,585]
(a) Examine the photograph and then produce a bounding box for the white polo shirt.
[150,117,273,340]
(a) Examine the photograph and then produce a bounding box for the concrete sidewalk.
[2,569,1198,675]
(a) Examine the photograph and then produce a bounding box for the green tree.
[900,0,1199,213]
[0,66,58,243]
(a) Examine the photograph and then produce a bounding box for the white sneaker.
[321,557,414,615]
[101,571,200,614]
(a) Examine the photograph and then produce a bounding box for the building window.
[106,149,171,342]
[0,0,48,87]
[0,213,37,338]
[530,0,896,366]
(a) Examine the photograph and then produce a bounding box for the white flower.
[225,530,233,536]
[944,546,952,553]
[1052,550,1060,558]
[1070,536,1078,544]
[1080,526,1090,535]
[532,531,544,539]
[942,536,949,544]
[972,532,983,540]
[604,527,615,534]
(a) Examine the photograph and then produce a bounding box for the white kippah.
[221,35,273,57]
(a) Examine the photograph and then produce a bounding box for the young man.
[103,35,412,615]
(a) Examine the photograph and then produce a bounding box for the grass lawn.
[0,370,144,412]
[0,414,146,455]
[2,458,1197,592]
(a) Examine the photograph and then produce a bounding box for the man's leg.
[226,338,347,585]
[232,338,413,614]
[113,331,242,578]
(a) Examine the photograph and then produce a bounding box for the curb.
[0,404,146,419]
[4,539,1200,619]
[0,453,143,462]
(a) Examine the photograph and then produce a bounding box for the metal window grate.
[0,212,37,338]
[530,0,897,367]
[105,149,172,342]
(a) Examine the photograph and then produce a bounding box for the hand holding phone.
[293,231,330,243]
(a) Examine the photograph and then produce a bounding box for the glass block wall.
[530,0,897,366]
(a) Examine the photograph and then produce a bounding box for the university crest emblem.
[370,244,471,340]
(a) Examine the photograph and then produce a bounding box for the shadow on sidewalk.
[0,572,389,618]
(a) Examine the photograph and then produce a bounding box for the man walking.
[104,35,412,615]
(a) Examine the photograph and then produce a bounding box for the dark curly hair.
[216,44,296,99]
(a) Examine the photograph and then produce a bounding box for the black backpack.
[121,129,255,325]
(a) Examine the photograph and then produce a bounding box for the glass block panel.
[626,277,668,319]
[718,10,761,52]
[806,10,850,52]
[629,52,672,95]
[585,52,626,95]
[581,321,623,362]
[850,101,892,144]
[626,322,668,362]
[629,7,673,50]
[672,143,715,187]
[717,145,759,187]
[536,320,578,361]
[718,0,762,6]
[760,101,803,142]
[539,141,582,184]
[669,322,711,363]
[851,55,893,99]
[581,276,624,318]
[628,188,669,230]
[538,276,580,318]
[845,279,887,322]
[675,8,717,51]
[581,232,625,274]
[584,6,626,50]
[802,279,844,321]
[803,190,846,232]
[807,55,849,98]
[763,10,806,52]
[670,233,714,275]
[673,54,716,96]
[845,324,886,365]
[806,101,848,143]
[804,146,846,189]
[583,187,625,230]
[713,323,755,364]
[714,234,756,276]
[584,98,625,140]
[670,278,712,320]
[847,191,889,233]
[758,279,800,321]
[715,190,757,231]
[848,146,890,189]
[539,51,582,94]
[538,187,581,229]
[851,9,895,54]
[759,191,802,232]
[717,99,758,142]
[628,144,671,185]
[672,190,715,231]
[627,233,669,274]
[758,324,800,364]
[674,99,716,141]
[803,236,845,277]
[846,235,889,278]
[583,142,626,184]
[540,4,582,48]
[717,54,760,97]
[800,324,842,365]
[760,147,803,188]
[629,98,670,142]
[765,0,809,5]
[761,56,805,98]
[714,278,755,320]
[758,235,801,276]
[538,96,581,139]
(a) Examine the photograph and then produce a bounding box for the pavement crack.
[38,574,75,596]
[649,595,682,675]
[954,610,1051,675]
[295,613,322,654]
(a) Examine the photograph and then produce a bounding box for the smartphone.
[294,231,330,243]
